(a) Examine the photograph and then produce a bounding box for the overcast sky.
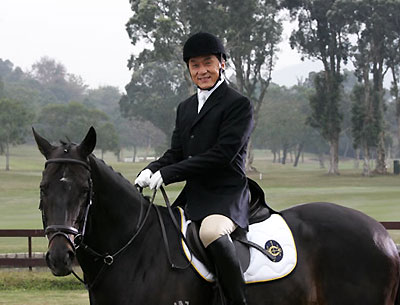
[0,0,317,91]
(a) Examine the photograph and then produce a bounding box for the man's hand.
[149,170,163,190]
[134,169,153,187]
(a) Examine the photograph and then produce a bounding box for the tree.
[254,85,303,163]
[219,0,283,170]
[120,61,188,140]
[307,71,343,172]
[30,56,87,103]
[117,118,166,162]
[390,62,400,157]
[0,98,34,170]
[0,77,4,98]
[384,4,400,157]
[35,102,113,145]
[96,122,119,159]
[84,86,122,117]
[283,0,351,175]
[350,83,379,176]
[339,0,400,173]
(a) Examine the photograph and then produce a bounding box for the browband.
[45,158,90,171]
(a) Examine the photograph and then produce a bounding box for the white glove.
[135,169,153,187]
[149,170,163,190]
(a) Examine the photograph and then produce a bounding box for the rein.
[154,187,192,270]
[75,186,156,290]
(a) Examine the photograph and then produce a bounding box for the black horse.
[33,127,400,305]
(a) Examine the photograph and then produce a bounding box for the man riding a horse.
[135,32,253,305]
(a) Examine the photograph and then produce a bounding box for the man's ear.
[220,59,226,71]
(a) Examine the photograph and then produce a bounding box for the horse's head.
[33,127,96,276]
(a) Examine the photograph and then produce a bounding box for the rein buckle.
[104,255,114,265]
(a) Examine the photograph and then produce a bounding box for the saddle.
[184,178,278,273]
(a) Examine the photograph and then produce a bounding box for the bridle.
[41,157,155,290]
[42,158,93,252]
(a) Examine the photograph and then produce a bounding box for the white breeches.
[199,214,237,248]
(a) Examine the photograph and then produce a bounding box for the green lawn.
[1,145,399,250]
[0,290,89,305]
[0,145,399,304]
[0,269,88,305]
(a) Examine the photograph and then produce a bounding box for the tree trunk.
[397,117,400,158]
[281,144,288,165]
[5,142,10,171]
[245,139,256,172]
[354,148,360,169]
[328,137,340,175]
[132,145,137,163]
[374,131,387,174]
[362,144,371,176]
[293,143,304,167]
[144,136,152,162]
[390,67,400,158]
[318,152,325,169]
[343,137,350,158]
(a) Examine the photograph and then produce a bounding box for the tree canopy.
[0,98,34,170]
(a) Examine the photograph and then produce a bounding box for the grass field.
[0,269,89,305]
[0,144,399,304]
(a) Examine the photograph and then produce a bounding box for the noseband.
[43,158,93,251]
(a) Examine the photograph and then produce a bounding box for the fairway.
[0,145,399,304]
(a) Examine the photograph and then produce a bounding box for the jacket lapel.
[191,82,227,129]
[186,95,198,124]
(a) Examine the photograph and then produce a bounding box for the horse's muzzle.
[46,234,76,276]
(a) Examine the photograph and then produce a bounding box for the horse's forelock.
[58,141,77,153]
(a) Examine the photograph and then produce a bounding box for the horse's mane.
[88,154,139,196]
[57,141,140,198]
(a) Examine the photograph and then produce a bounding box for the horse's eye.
[40,186,47,197]
[82,187,90,195]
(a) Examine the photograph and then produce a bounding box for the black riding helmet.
[183,32,227,64]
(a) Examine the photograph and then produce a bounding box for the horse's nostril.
[65,250,75,265]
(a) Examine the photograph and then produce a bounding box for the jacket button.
[190,135,195,139]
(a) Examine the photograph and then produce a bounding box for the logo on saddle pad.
[178,208,297,284]
[265,240,283,262]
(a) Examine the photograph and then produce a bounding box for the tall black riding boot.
[207,235,248,305]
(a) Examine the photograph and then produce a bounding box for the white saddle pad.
[178,207,297,284]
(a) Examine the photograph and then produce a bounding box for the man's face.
[188,54,225,90]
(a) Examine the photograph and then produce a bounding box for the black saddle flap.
[248,178,277,224]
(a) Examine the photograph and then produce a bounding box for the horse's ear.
[78,126,96,157]
[32,127,55,159]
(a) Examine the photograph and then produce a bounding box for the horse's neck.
[87,157,146,250]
